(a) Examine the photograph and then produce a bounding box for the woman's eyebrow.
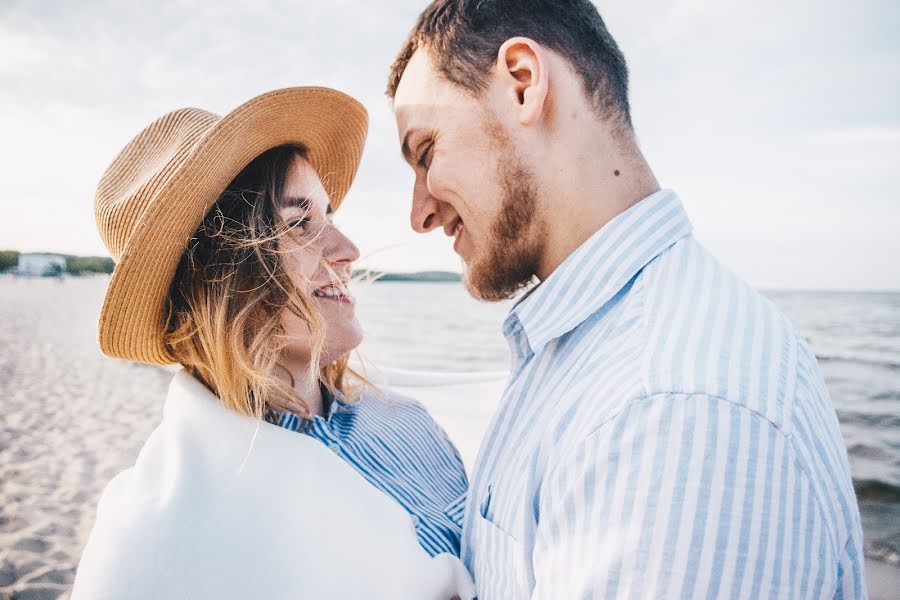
[281,196,311,210]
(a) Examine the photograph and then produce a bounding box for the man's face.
[393,50,543,301]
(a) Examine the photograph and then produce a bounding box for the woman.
[71,88,474,599]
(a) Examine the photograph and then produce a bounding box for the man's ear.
[496,37,549,126]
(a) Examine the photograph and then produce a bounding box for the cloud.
[0,0,897,288]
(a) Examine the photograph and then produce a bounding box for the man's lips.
[444,216,464,254]
[443,215,462,237]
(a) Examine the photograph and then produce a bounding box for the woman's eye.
[289,218,310,231]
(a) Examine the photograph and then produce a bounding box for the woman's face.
[277,155,362,366]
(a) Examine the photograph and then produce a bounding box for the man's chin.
[461,252,492,300]
[463,257,529,302]
[461,260,490,301]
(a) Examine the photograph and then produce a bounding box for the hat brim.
[99,87,368,364]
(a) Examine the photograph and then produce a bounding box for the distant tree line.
[2,253,458,280]
[0,250,18,271]
[0,250,115,275]
[65,255,115,274]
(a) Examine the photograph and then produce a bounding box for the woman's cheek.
[285,247,320,284]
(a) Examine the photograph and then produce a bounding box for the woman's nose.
[326,224,360,267]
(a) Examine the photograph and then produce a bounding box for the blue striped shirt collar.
[506,189,692,354]
[268,386,347,432]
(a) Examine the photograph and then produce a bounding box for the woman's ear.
[496,37,549,126]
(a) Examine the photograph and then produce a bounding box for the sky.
[1,0,898,290]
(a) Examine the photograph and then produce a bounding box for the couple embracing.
[72,1,866,599]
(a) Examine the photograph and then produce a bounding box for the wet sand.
[1,275,897,599]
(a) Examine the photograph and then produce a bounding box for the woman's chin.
[321,326,363,365]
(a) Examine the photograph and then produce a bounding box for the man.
[388,1,866,598]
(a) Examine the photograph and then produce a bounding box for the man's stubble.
[464,122,545,302]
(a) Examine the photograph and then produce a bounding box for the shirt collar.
[506,189,692,354]
[267,385,347,431]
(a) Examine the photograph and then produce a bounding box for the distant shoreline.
[353,269,462,283]
[4,251,899,291]
[0,251,463,283]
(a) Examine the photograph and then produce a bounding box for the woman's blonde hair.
[163,144,363,419]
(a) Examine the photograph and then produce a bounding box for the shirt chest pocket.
[477,480,527,537]
[471,486,528,598]
[471,511,527,599]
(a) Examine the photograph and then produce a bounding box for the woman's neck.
[298,379,325,418]
[275,359,325,418]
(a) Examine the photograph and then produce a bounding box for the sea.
[354,282,900,566]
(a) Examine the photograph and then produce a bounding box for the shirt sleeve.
[531,393,837,599]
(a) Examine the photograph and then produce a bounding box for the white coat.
[70,369,476,600]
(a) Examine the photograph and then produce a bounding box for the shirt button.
[411,514,421,528]
[328,441,340,453]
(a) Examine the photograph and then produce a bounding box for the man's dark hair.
[387,0,632,128]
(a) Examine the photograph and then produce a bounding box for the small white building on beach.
[17,253,67,276]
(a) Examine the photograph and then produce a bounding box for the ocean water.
[355,282,900,565]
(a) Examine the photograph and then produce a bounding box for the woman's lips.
[312,284,354,305]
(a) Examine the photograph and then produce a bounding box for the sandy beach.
[1,275,898,599]
[0,277,170,599]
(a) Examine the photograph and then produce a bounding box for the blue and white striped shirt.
[461,190,866,599]
[272,388,468,557]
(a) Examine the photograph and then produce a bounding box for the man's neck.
[536,130,660,281]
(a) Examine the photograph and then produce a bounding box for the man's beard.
[464,149,543,302]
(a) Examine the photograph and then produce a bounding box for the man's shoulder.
[545,236,818,441]
[632,237,805,428]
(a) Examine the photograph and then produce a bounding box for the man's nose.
[410,174,442,234]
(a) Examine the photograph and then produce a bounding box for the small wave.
[860,503,900,566]
[855,479,900,503]
[847,443,894,461]
[871,391,900,402]
[866,538,900,566]
[838,410,900,429]
[816,354,900,371]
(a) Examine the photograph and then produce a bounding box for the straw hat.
[94,87,368,365]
